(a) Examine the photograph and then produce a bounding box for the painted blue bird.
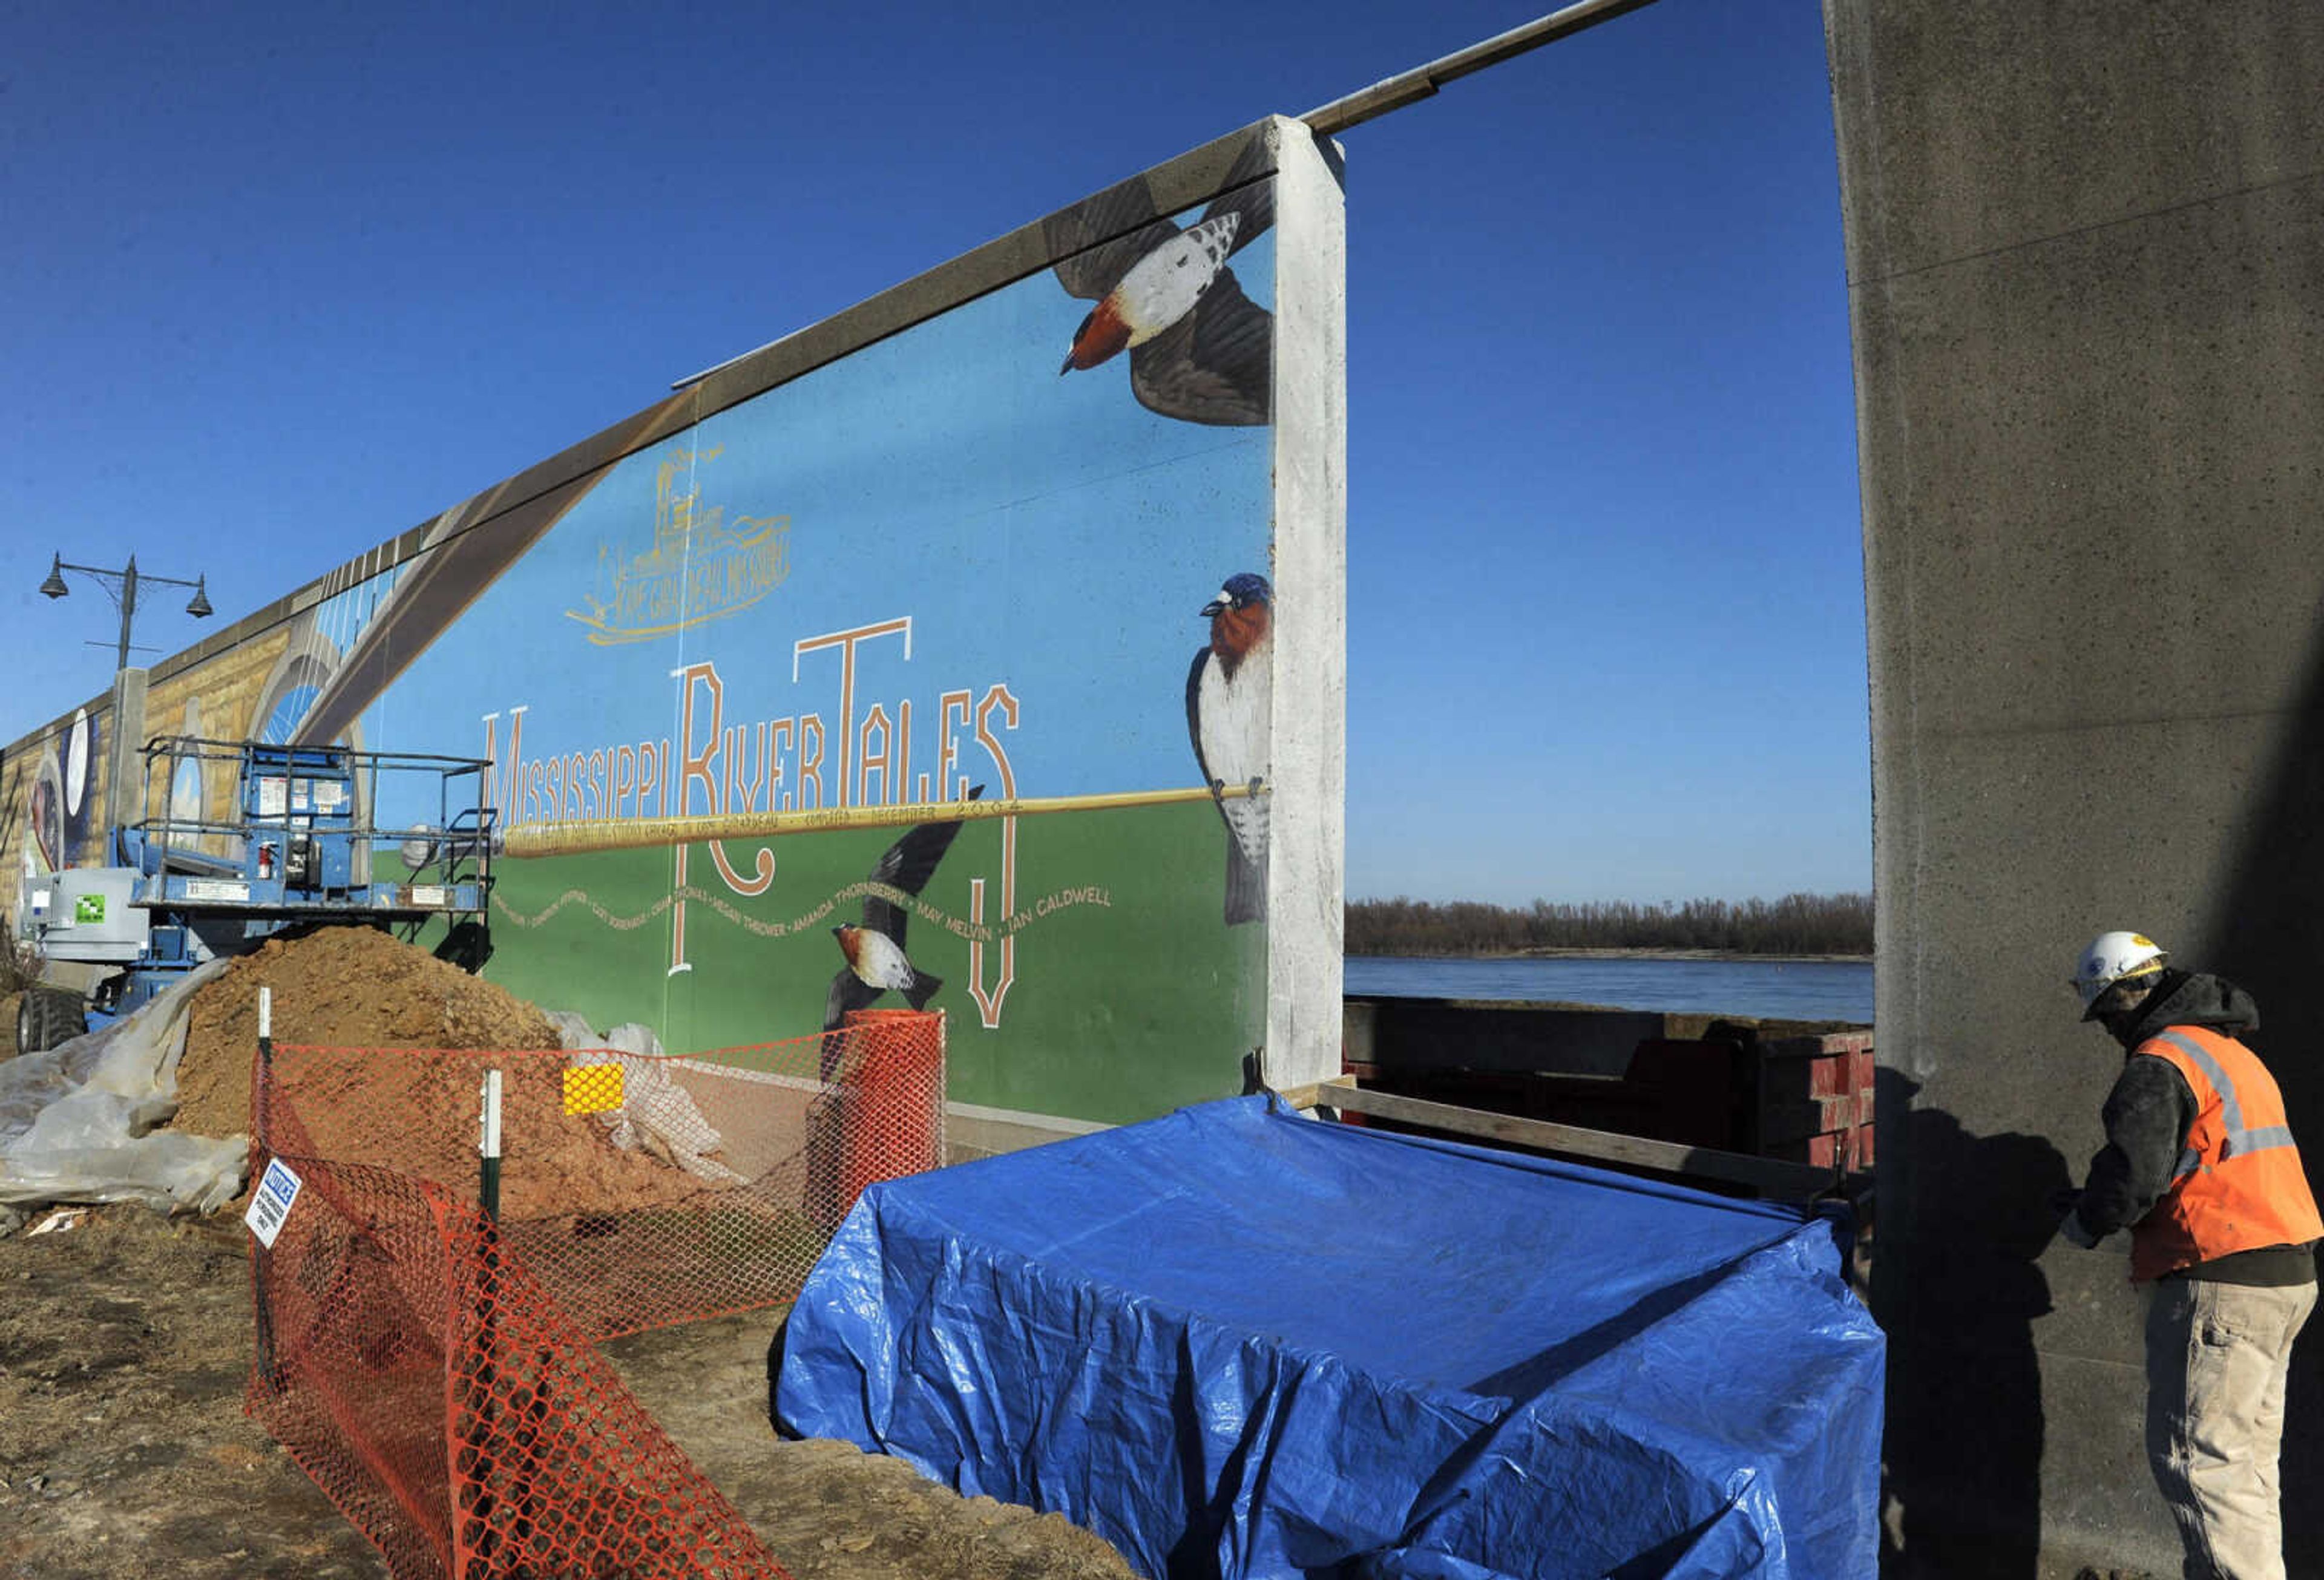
[1186,573,1272,925]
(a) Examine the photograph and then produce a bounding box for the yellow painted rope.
[499,781,1265,859]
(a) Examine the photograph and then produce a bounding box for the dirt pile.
[255,1042,727,1218]
[168,925,732,1219]
[172,925,559,1140]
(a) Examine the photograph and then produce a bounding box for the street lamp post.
[39,552,214,675]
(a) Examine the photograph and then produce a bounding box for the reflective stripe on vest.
[2150,1030,2302,1167]
[2130,1025,2324,1282]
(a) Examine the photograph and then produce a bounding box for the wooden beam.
[1300,0,1664,137]
[1305,1078,1840,1200]
[1274,1080,1329,1112]
[502,781,1263,859]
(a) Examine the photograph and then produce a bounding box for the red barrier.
[838,1008,947,1216]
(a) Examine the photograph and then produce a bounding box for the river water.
[1344,955,1874,1024]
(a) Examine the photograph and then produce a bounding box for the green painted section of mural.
[478,799,1264,1126]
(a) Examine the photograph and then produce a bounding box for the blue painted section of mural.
[376,228,1277,810]
[264,565,404,745]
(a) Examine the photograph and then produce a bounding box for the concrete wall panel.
[1830,0,2324,1570]
[1854,186,2324,742]
[1828,1,2324,281]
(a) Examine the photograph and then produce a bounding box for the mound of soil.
[258,1042,732,1218]
[169,926,732,1219]
[172,925,559,1142]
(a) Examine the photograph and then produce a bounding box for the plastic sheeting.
[774,1096,1882,1579]
[543,1011,747,1184]
[0,959,245,1217]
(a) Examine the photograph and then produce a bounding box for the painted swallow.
[1048,136,1274,427]
[1059,211,1241,372]
[1186,574,1272,925]
[822,787,985,1070]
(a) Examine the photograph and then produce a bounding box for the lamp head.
[38,555,67,599]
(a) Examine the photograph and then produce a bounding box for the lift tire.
[16,988,87,1055]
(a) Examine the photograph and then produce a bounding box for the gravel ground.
[0,1204,1138,1579]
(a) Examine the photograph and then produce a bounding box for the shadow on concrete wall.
[2207,614,2324,1574]
[1876,1070,2069,1577]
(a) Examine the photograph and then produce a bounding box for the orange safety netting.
[256,1010,947,1341]
[246,1009,946,1579]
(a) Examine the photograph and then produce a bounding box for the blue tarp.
[773,1097,1882,1579]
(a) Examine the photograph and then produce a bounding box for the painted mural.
[2,136,1299,1133]
[6,707,102,887]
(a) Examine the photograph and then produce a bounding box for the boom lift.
[15,736,495,1053]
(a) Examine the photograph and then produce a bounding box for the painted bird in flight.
[1049,136,1274,427]
[824,787,984,1062]
[1187,574,1272,926]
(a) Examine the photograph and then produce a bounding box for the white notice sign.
[183,879,251,903]
[245,1158,303,1248]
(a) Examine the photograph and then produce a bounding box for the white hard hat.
[2072,931,2168,1017]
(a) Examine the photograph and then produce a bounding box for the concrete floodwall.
[1827,2,2324,1572]
[2,116,1347,1147]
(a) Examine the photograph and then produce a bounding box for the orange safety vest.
[2129,1024,2324,1283]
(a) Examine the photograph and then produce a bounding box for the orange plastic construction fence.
[248,1154,784,1579]
[246,1010,946,1578]
[254,1011,946,1342]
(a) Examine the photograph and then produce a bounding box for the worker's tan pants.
[2145,1277,2316,1580]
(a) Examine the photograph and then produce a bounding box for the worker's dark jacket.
[2072,971,2319,1285]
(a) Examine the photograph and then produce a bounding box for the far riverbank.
[1382,947,1871,966]
[1344,953,1874,1023]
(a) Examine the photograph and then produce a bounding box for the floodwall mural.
[6,707,102,887]
[0,122,1341,1135]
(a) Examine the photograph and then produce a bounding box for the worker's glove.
[2057,1208,2102,1250]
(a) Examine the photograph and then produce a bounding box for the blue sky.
[0,0,1865,906]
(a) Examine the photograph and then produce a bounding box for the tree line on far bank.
[1346,893,1873,958]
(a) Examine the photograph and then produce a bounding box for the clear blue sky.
[0,0,1865,908]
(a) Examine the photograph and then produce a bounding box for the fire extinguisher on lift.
[258,842,278,880]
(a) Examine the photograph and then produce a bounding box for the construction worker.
[2055,931,2322,1580]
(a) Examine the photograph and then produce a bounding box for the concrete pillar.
[107,668,147,846]
[1265,118,1348,1091]
[1825,1,2324,1570]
